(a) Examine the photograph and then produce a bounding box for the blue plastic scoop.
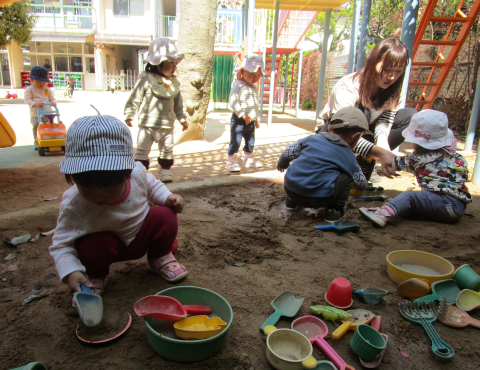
[314,221,360,233]
[74,282,103,327]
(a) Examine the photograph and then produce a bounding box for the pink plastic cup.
[325,277,353,309]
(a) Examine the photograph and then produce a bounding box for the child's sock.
[379,204,396,218]
[244,152,252,161]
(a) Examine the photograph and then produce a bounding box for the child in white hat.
[359,109,472,227]
[125,38,188,183]
[50,112,187,305]
[227,54,265,171]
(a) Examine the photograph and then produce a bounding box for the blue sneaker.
[34,142,39,150]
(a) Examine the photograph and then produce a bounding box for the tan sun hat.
[144,38,184,66]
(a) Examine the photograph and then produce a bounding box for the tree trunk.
[175,0,217,144]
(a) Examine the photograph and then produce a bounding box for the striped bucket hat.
[59,115,135,174]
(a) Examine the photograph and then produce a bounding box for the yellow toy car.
[36,103,66,156]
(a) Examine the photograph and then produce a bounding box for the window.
[36,42,52,54]
[85,57,95,73]
[55,56,69,72]
[68,43,83,54]
[23,56,32,71]
[70,56,83,72]
[84,44,94,54]
[113,0,144,17]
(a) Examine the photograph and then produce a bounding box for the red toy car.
[5,91,17,99]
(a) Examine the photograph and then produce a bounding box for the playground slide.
[0,111,16,148]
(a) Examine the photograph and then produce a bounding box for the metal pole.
[347,0,361,73]
[247,0,255,55]
[267,0,280,126]
[356,0,372,71]
[242,2,247,42]
[282,53,290,113]
[473,145,480,185]
[315,8,332,123]
[295,49,304,117]
[465,71,480,151]
[399,0,420,108]
[260,48,266,116]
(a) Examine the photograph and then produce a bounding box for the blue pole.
[356,0,372,71]
[399,0,420,108]
[283,53,289,113]
[465,71,480,151]
[247,0,255,55]
[295,49,304,117]
[315,8,332,123]
[267,0,280,126]
[347,0,361,73]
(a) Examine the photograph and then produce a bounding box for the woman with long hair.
[316,37,417,180]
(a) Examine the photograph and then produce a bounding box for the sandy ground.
[1,92,480,369]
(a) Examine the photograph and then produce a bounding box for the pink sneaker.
[71,277,105,307]
[359,207,390,227]
[148,252,187,283]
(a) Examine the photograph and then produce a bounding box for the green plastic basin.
[144,286,233,362]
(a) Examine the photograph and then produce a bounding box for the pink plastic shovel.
[292,315,355,370]
[134,295,212,321]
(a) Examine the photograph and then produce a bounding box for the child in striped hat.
[49,113,187,305]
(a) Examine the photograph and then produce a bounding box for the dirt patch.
[1,164,480,369]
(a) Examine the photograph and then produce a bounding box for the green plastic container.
[10,362,47,370]
[144,286,233,362]
[453,264,480,291]
[350,324,386,361]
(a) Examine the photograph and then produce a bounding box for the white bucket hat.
[145,38,184,66]
[402,109,454,150]
[59,115,135,174]
[235,54,266,75]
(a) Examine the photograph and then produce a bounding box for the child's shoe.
[324,206,346,223]
[244,152,262,168]
[285,196,298,210]
[148,252,187,283]
[159,169,173,183]
[359,207,391,227]
[71,277,105,307]
[227,154,241,172]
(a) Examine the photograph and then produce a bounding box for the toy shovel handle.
[314,225,335,231]
[332,321,353,339]
[260,310,282,333]
[465,317,480,328]
[315,338,355,370]
[183,305,213,315]
[80,273,92,293]
[421,319,454,359]
[414,293,438,304]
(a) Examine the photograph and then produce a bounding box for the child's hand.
[165,194,185,213]
[254,121,260,129]
[243,114,252,125]
[52,102,57,107]
[34,102,44,108]
[181,121,189,131]
[125,119,133,127]
[66,271,91,292]
[277,165,286,173]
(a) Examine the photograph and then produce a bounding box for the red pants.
[75,206,178,279]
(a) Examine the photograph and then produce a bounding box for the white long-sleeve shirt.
[229,80,260,121]
[49,163,172,281]
[24,85,56,117]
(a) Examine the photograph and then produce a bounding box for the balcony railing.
[215,9,242,48]
[30,5,95,35]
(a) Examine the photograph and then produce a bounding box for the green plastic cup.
[350,324,386,361]
[10,362,47,370]
[453,264,480,291]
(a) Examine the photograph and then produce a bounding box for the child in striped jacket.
[49,113,187,306]
[227,54,265,172]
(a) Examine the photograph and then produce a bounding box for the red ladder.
[407,0,480,109]
[262,54,282,105]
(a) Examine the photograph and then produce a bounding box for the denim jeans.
[228,113,256,154]
[285,173,353,209]
[388,190,466,223]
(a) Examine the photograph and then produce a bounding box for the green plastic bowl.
[144,286,233,362]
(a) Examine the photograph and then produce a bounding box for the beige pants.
[135,127,174,161]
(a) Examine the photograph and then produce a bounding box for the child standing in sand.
[49,113,187,305]
[360,109,472,227]
[125,38,188,183]
[227,54,265,172]
[24,66,57,150]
